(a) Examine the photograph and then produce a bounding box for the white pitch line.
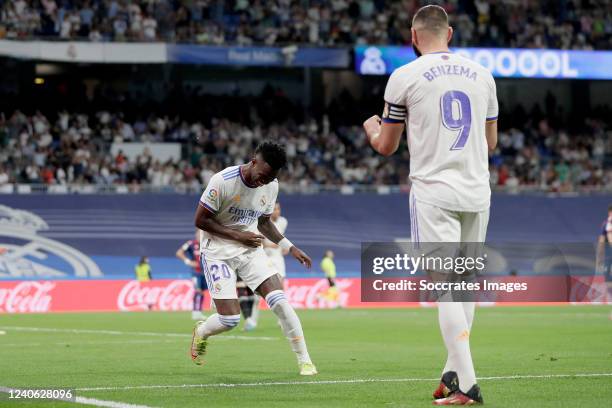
[0,340,182,347]
[75,396,155,408]
[0,326,276,341]
[0,386,155,408]
[75,372,612,392]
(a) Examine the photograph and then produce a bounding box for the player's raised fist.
[290,246,312,269]
[363,115,382,143]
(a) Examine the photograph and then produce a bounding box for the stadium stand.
[1,0,610,49]
[1,105,610,190]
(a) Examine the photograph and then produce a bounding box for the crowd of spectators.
[1,0,610,50]
[0,108,610,192]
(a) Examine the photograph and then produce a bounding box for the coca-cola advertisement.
[0,281,55,313]
[118,280,194,311]
[0,280,197,313]
[0,278,373,313]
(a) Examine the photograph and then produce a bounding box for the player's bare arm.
[195,204,264,248]
[258,215,312,268]
[363,115,405,156]
[485,120,498,152]
[175,246,197,268]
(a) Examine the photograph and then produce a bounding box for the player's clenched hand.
[290,247,312,269]
[363,115,382,142]
[236,231,265,248]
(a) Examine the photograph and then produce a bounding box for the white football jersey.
[264,216,288,258]
[383,52,498,212]
[199,165,278,260]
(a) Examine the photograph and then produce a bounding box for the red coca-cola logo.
[0,281,55,313]
[117,280,194,311]
[285,278,353,309]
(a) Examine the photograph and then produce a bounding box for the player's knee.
[218,314,241,329]
[265,289,287,309]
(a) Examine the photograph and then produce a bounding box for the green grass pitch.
[0,306,611,407]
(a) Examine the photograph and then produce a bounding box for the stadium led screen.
[355,46,612,79]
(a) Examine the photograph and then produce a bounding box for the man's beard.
[412,44,422,58]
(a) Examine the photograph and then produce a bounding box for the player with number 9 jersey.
[362,5,499,405]
[383,51,498,213]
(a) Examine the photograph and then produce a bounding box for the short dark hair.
[608,204,612,213]
[255,141,287,170]
[412,5,449,34]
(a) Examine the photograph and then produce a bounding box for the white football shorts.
[200,247,279,299]
[409,191,489,243]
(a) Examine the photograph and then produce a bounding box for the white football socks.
[438,301,477,393]
[442,301,476,374]
[462,302,475,329]
[265,290,312,364]
[196,313,240,338]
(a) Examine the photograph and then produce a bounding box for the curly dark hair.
[255,141,287,171]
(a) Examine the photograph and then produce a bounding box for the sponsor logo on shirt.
[228,207,265,225]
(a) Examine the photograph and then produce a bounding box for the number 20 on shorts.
[209,264,231,281]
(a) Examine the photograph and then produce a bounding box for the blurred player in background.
[134,256,152,282]
[190,142,317,375]
[595,205,612,278]
[236,278,258,330]
[319,250,340,308]
[176,231,208,320]
[363,5,498,405]
[264,203,289,282]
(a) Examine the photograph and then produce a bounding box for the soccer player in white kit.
[190,142,317,376]
[363,5,498,405]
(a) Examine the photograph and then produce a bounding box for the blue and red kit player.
[176,231,208,320]
[596,205,612,282]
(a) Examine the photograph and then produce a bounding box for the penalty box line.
[76,372,612,392]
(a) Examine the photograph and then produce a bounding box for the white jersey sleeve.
[486,74,499,122]
[382,70,409,124]
[263,181,279,216]
[199,173,224,214]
